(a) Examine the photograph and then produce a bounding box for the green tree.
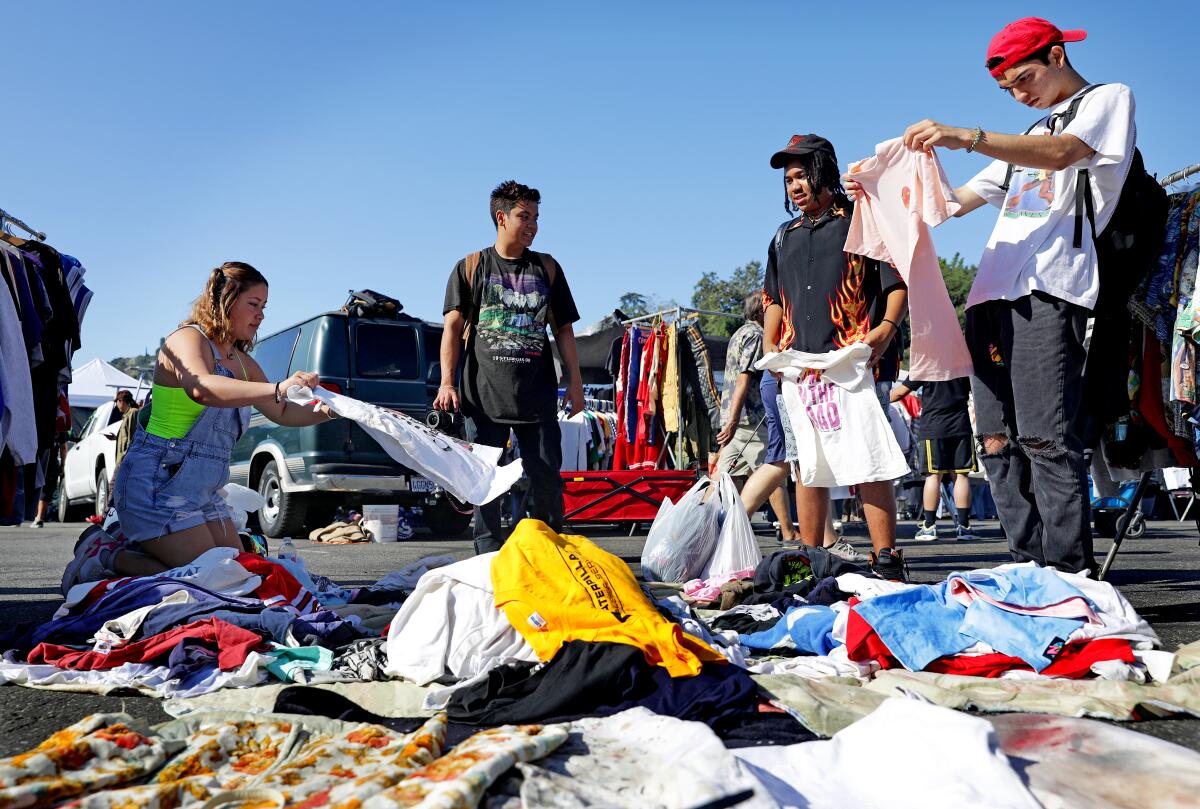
[690,260,763,337]
[939,252,978,330]
[617,292,649,319]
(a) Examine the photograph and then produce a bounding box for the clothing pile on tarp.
[610,317,722,471]
[0,239,89,524]
[5,517,1200,806]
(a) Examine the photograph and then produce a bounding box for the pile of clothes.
[2,518,1199,807]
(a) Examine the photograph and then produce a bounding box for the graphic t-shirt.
[910,377,971,438]
[719,321,766,427]
[763,205,905,381]
[965,83,1136,310]
[444,247,580,424]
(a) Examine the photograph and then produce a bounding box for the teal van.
[228,310,473,538]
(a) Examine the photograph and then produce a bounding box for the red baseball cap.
[986,17,1087,78]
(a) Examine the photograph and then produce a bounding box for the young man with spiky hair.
[887,17,1134,574]
[436,180,584,554]
[740,134,909,579]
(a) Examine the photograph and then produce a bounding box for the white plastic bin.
[362,504,400,543]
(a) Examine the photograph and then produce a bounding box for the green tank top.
[145,384,207,439]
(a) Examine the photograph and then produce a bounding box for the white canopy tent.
[67,358,147,410]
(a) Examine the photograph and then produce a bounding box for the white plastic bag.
[640,476,721,583]
[702,472,762,578]
[218,483,267,533]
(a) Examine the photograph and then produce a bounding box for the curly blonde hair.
[182,261,269,352]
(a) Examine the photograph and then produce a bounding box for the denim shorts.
[113,429,234,543]
[760,373,789,465]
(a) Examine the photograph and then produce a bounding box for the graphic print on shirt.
[829,255,872,347]
[1003,167,1054,219]
[477,267,550,360]
[797,374,842,432]
[557,545,629,621]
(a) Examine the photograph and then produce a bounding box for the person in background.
[435,180,585,555]
[61,262,338,594]
[715,290,798,541]
[890,377,979,541]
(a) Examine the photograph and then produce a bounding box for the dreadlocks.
[783,149,850,215]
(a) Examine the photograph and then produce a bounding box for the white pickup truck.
[59,400,121,521]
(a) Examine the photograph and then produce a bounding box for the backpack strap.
[461,251,484,344]
[772,218,798,255]
[999,84,1106,193]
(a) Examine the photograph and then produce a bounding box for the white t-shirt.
[965,83,1136,310]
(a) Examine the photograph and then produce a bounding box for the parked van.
[229,309,473,538]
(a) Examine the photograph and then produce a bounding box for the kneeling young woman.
[64,262,336,590]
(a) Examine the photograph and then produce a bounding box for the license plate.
[409,477,436,493]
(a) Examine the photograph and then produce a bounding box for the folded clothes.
[309,521,372,543]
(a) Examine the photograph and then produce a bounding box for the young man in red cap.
[883,18,1135,573]
[742,133,909,579]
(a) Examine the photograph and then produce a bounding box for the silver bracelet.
[966,126,986,153]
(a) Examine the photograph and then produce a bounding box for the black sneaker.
[870,547,909,582]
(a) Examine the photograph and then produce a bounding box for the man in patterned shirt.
[715,291,797,540]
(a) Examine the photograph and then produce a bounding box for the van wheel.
[257,460,307,538]
[94,469,110,518]
[423,496,473,537]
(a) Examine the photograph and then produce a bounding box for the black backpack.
[999,84,1168,307]
[342,289,404,319]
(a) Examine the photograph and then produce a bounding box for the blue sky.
[6,1,1197,366]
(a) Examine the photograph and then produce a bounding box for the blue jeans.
[967,292,1095,573]
[465,412,563,555]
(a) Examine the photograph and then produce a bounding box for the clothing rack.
[620,306,744,468]
[1160,163,1200,189]
[0,206,46,241]
[1099,162,1200,580]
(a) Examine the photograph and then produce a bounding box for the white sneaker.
[825,538,870,564]
[913,523,939,542]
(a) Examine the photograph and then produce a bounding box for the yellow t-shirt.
[491,519,724,677]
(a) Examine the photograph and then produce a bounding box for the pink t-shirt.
[845,138,973,381]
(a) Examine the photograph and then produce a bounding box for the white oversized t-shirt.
[965,83,1136,310]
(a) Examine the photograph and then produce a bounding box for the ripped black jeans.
[966,292,1096,574]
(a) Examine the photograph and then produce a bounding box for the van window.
[252,328,300,382]
[356,323,419,378]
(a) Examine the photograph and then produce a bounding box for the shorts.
[922,435,978,475]
[760,373,789,465]
[113,431,233,543]
[716,421,768,477]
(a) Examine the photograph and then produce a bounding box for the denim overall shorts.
[113,333,251,543]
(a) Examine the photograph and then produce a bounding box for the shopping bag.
[640,476,721,583]
[701,472,762,578]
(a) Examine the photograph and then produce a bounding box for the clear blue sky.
[6,1,1197,366]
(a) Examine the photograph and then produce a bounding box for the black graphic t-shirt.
[444,247,580,424]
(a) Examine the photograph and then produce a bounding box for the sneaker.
[870,547,909,582]
[913,522,939,542]
[61,525,123,596]
[955,525,979,542]
[825,538,869,564]
[31,520,44,528]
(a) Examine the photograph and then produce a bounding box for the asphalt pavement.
[1,517,1198,758]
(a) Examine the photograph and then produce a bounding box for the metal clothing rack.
[0,206,46,241]
[620,305,744,468]
[1099,163,1200,580]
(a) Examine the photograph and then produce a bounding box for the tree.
[690,260,763,337]
[939,253,978,330]
[618,292,649,319]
